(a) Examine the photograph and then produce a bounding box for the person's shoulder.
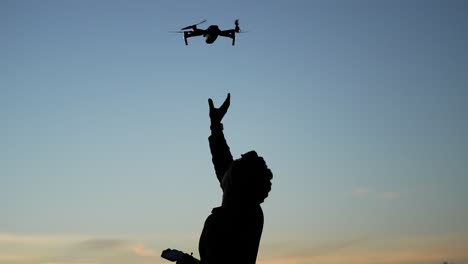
[206,207,227,222]
[211,206,224,214]
[203,207,224,230]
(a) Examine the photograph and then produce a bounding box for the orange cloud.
[128,244,159,257]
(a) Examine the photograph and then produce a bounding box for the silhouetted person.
[178,93,273,264]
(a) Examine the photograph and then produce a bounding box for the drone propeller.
[234,19,240,33]
[180,20,207,30]
[233,19,249,33]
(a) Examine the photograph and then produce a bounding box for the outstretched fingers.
[208,98,214,110]
[220,93,230,113]
[208,93,231,124]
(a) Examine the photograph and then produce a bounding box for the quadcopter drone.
[170,19,244,46]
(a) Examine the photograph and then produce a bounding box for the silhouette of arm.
[208,94,233,184]
[209,124,233,184]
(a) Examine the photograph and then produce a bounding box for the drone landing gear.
[228,31,235,46]
[183,32,188,45]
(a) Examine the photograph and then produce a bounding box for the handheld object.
[161,248,186,262]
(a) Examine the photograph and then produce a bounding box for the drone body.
[171,20,243,46]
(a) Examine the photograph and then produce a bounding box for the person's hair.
[229,151,273,205]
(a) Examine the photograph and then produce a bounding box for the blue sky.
[1,1,468,264]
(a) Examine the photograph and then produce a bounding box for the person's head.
[221,151,273,206]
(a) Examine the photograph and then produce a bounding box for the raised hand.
[208,93,230,125]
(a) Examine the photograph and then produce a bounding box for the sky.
[1,0,468,263]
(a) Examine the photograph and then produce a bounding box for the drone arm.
[183,30,206,45]
[182,30,205,45]
[219,30,236,46]
[219,29,235,38]
[185,30,205,38]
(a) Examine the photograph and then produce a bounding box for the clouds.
[257,235,468,264]
[78,239,127,251]
[379,191,401,200]
[351,187,371,197]
[78,238,159,257]
[267,237,366,261]
[0,233,85,245]
[2,232,468,264]
[351,187,401,200]
[0,254,36,263]
[0,233,164,264]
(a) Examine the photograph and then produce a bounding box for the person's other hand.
[208,93,230,125]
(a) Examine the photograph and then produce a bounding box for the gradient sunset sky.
[2,1,468,264]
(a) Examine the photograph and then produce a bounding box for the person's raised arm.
[208,93,233,185]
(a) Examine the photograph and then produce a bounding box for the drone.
[170,19,244,46]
